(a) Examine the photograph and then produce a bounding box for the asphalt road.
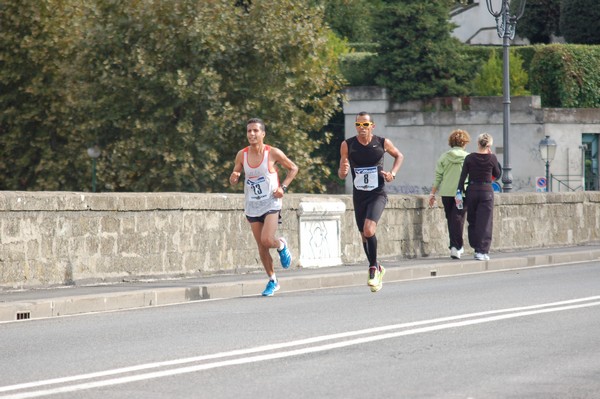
[1,261,599,399]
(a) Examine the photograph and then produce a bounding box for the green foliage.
[514,46,537,74]
[509,50,532,96]
[471,50,530,96]
[1,0,345,193]
[339,52,378,86]
[465,45,536,76]
[313,0,378,43]
[471,52,502,96]
[0,1,85,190]
[560,0,600,44]
[516,0,561,44]
[530,44,600,107]
[372,0,476,103]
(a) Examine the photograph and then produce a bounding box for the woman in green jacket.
[428,129,471,259]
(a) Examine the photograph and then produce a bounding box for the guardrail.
[551,174,584,192]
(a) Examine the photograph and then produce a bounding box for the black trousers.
[441,196,466,250]
[465,189,494,254]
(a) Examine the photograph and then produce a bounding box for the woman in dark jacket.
[456,133,502,260]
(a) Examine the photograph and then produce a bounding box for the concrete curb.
[1,248,599,323]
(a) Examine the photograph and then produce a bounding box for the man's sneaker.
[370,265,386,292]
[277,238,292,269]
[262,279,280,296]
[367,266,378,287]
[474,252,486,261]
[483,253,490,260]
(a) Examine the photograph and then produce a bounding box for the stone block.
[297,199,345,268]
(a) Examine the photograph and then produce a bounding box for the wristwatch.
[281,185,288,193]
[391,172,396,180]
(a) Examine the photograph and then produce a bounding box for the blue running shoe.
[277,238,292,269]
[262,279,280,297]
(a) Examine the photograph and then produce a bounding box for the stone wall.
[0,191,599,288]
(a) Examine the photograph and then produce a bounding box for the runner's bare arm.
[270,147,298,197]
[338,141,350,179]
[382,138,404,182]
[229,150,244,186]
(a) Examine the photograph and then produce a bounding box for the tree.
[0,1,85,190]
[312,0,377,44]
[516,0,561,44]
[373,0,476,103]
[1,0,345,193]
[560,0,600,44]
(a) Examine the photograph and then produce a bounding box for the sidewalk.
[1,245,599,323]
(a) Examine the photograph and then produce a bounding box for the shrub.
[471,49,530,96]
[530,44,600,108]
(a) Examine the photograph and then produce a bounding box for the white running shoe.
[450,247,459,259]
[451,247,464,259]
[474,252,486,261]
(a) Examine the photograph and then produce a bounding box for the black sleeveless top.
[346,135,386,193]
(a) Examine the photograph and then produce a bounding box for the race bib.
[246,176,270,201]
[353,166,378,191]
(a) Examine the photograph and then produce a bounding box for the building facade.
[451,1,527,45]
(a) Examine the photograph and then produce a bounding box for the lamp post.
[87,145,101,192]
[538,135,557,192]
[486,0,526,193]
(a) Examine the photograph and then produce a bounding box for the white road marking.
[1,296,599,398]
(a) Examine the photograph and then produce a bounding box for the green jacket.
[432,147,469,197]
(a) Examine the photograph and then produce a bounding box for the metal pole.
[501,31,513,192]
[486,0,525,193]
[546,161,550,193]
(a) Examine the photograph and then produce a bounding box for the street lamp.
[486,0,526,193]
[87,145,101,192]
[538,135,557,192]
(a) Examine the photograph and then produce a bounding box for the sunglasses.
[355,122,373,128]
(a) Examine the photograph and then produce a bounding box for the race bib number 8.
[354,166,378,191]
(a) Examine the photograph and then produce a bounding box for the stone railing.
[0,191,599,288]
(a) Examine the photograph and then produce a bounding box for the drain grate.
[16,312,31,320]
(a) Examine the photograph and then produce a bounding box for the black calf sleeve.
[366,235,378,266]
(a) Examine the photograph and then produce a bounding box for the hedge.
[530,44,600,108]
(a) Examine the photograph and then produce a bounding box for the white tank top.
[243,145,281,217]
